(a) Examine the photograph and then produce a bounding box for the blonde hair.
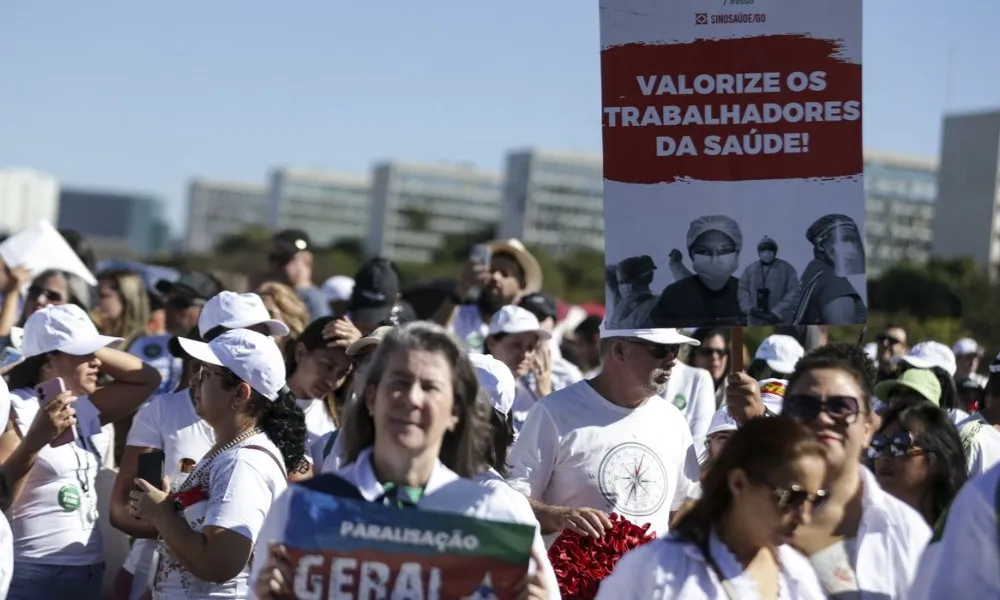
[98,270,150,345]
[256,281,309,339]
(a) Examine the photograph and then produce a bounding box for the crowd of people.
[0,227,996,599]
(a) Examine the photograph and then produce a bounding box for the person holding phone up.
[0,304,162,600]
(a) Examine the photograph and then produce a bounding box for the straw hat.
[487,239,543,294]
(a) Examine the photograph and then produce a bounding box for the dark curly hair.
[219,369,307,470]
[787,342,877,412]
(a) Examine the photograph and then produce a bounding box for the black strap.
[322,430,340,462]
[297,472,367,500]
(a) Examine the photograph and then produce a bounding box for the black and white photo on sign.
[603,178,867,330]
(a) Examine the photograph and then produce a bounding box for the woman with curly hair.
[128,329,306,599]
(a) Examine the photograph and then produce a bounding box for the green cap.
[874,369,942,406]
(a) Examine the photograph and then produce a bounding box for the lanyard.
[378,482,424,508]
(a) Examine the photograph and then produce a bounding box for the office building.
[57,187,171,258]
[268,168,370,249]
[498,149,604,256]
[0,168,60,235]
[932,110,1000,279]
[862,152,938,276]
[185,179,268,253]
[367,161,502,263]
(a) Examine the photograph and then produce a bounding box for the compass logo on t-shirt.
[597,442,669,518]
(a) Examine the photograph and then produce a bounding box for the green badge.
[466,332,485,352]
[144,343,163,359]
[57,485,81,512]
[672,393,687,410]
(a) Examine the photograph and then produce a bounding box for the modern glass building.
[185,179,268,253]
[267,167,371,248]
[58,187,171,257]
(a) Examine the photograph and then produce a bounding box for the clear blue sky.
[2,1,998,235]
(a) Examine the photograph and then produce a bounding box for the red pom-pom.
[546,512,657,599]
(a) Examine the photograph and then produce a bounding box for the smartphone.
[37,378,77,448]
[470,244,492,266]
[137,450,165,489]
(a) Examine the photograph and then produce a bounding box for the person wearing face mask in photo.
[737,236,800,326]
[654,215,746,327]
[608,255,659,330]
[792,214,867,325]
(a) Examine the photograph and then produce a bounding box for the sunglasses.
[166,296,205,311]
[696,347,728,358]
[626,339,680,360]
[766,480,828,511]
[876,334,902,347]
[784,394,862,424]
[28,285,64,303]
[868,431,926,460]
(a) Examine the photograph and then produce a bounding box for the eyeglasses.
[784,394,862,424]
[868,431,926,460]
[876,334,902,347]
[28,285,64,303]
[626,339,680,360]
[696,347,728,359]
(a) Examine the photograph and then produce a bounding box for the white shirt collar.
[350,446,459,502]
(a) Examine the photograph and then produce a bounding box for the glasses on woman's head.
[28,285,63,303]
[696,347,728,359]
[625,339,680,360]
[868,431,926,460]
[784,394,861,424]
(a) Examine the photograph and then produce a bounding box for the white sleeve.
[125,398,162,449]
[686,369,717,440]
[248,486,292,599]
[908,479,999,599]
[505,404,561,500]
[969,431,1000,477]
[672,426,702,510]
[595,542,667,600]
[204,450,284,543]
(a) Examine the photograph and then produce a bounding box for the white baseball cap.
[22,305,122,358]
[178,329,287,401]
[599,324,700,346]
[895,341,957,377]
[322,276,355,303]
[754,334,804,374]
[198,291,289,338]
[488,306,552,340]
[706,406,738,436]
[952,338,983,357]
[469,353,516,416]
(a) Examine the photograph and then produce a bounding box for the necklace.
[178,426,262,493]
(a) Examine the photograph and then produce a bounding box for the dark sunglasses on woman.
[28,285,63,303]
[696,347,728,359]
[784,394,861,424]
[758,476,828,510]
[867,431,926,460]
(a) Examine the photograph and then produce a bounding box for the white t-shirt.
[957,413,1000,477]
[507,380,702,543]
[909,461,1000,598]
[9,388,108,565]
[152,432,287,599]
[451,304,489,352]
[251,447,560,599]
[659,361,716,440]
[123,389,215,579]
[510,380,541,435]
[596,530,825,600]
[129,334,183,396]
[296,399,336,465]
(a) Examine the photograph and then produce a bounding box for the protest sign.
[279,485,535,599]
[600,0,866,329]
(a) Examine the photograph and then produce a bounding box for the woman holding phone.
[0,304,162,600]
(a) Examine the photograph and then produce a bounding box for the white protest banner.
[0,221,97,286]
[600,0,865,329]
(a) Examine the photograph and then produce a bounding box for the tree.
[214,225,272,254]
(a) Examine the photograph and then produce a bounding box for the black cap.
[617,255,656,284]
[270,229,311,262]
[519,292,558,322]
[348,258,400,324]
[168,325,203,359]
[155,270,221,301]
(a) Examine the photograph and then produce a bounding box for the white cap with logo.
[488,306,552,340]
[599,324,700,346]
[754,334,804,374]
[895,341,957,377]
[178,329,287,401]
[469,353,516,416]
[22,305,122,358]
[198,291,290,338]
